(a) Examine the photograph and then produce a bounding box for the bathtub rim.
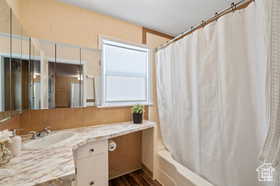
[157,149,214,186]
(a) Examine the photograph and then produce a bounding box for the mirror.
[82,48,101,107]
[48,43,100,109]
[52,62,82,108]
[23,39,55,110]
[0,0,101,124]
[0,0,12,122]
[24,41,101,110]
[43,41,100,109]
[28,39,42,110]
[11,9,22,114]
[9,38,43,111]
[10,10,44,112]
[48,44,82,108]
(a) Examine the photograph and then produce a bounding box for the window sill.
[96,103,153,108]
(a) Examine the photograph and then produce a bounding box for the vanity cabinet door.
[76,152,108,186]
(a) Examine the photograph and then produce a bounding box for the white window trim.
[98,37,152,107]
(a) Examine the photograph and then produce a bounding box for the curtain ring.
[201,20,206,27]
[214,12,219,21]
[231,2,236,12]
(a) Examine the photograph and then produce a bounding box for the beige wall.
[0,0,24,35]
[8,0,142,49]
[142,33,170,174]
[0,0,10,34]
[146,33,169,122]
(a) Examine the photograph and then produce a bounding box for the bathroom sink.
[24,132,77,150]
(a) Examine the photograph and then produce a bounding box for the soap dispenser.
[9,129,22,157]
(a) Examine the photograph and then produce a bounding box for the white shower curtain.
[156,3,268,186]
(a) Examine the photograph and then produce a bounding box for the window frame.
[99,37,152,107]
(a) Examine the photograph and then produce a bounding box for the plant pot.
[133,113,143,124]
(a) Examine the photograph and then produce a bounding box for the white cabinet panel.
[75,140,108,186]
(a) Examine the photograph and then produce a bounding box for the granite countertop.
[0,121,156,186]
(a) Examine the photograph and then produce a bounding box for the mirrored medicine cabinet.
[0,0,101,124]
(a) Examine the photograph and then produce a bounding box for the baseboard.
[141,163,153,178]
[109,167,142,180]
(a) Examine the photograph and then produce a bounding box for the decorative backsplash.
[0,115,20,131]
[0,106,148,133]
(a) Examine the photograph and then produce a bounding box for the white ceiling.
[59,0,240,36]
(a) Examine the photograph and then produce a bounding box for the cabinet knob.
[89,181,95,185]
[89,148,95,152]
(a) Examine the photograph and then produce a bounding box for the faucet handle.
[44,127,52,134]
[29,131,37,139]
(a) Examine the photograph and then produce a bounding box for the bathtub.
[157,149,214,186]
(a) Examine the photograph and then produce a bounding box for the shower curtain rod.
[156,0,254,51]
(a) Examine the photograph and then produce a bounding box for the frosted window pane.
[104,44,147,75]
[106,76,146,102]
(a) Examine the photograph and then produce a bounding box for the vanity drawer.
[76,140,108,160]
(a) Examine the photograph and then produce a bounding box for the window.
[100,38,151,107]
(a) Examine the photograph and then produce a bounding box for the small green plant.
[132,104,144,114]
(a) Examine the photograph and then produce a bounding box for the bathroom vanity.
[0,121,155,186]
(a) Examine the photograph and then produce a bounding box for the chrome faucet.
[29,127,52,139]
[29,131,37,140]
[37,127,52,137]
[42,127,52,135]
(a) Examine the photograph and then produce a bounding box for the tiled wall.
[0,114,21,131]
[19,106,148,133]
[0,106,149,132]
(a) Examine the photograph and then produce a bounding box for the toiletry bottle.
[9,129,22,157]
